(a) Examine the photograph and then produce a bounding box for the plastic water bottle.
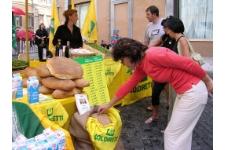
[13,73,23,99]
[27,76,39,104]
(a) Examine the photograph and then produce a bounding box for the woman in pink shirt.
[98,38,213,150]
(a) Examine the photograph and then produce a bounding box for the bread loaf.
[46,57,83,79]
[39,85,54,94]
[36,64,51,78]
[41,77,76,91]
[74,79,90,88]
[52,88,81,99]
[21,67,38,78]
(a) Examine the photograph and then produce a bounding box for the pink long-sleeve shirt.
[115,47,206,100]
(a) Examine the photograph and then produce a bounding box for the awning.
[12,6,25,16]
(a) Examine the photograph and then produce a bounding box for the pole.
[25,0,30,65]
[68,0,72,9]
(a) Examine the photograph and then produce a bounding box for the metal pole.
[25,0,30,65]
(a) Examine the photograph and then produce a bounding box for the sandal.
[145,116,159,124]
[146,105,153,111]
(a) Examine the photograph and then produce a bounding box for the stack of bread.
[70,48,96,58]
[21,57,90,99]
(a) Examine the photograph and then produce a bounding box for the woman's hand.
[205,78,213,93]
[97,103,111,114]
[202,74,213,93]
[97,96,121,114]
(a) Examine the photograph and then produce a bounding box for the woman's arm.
[52,26,62,46]
[148,37,162,47]
[77,28,83,47]
[98,66,146,113]
[150,48,206,79]
[178,37,191,57]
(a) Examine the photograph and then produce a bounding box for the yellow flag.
[48,0,60,55]
[71,0,75,9]
[82,0,98,43]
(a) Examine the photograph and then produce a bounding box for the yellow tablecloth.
[18,93,76,130]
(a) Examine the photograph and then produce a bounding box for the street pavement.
[117,94,213,150]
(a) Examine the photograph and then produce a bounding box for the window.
[178,0,213,40]
[28,13,34,28]
[15,16,22,27]
[76,2,90,28]
[46,15,51,27]
[38,14,44,24]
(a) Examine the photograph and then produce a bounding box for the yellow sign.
[31,100,69,127]
[74,55,110,106]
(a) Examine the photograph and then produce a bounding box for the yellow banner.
[104,58,152,106]
[31,100,69,127]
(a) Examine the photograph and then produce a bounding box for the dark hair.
[146,5,159,16]
[39,23,45,29]
[162,16,185,33]
[112,38,148,64]
[63,9,77,25]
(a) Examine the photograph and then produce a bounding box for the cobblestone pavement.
[116,94,213,150]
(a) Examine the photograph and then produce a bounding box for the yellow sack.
[31,100,69,127]
[86,108,122,150]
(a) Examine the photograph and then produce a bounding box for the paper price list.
[74,56,110,105]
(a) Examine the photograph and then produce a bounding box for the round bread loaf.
[36,64,52,78]
[46,57,83,79]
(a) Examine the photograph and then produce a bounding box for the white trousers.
[164,81,208,150]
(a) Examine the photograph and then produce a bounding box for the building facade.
[12,0,67,32]
[75,0,213,56]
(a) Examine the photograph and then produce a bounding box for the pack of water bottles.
[12,128,65,150]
